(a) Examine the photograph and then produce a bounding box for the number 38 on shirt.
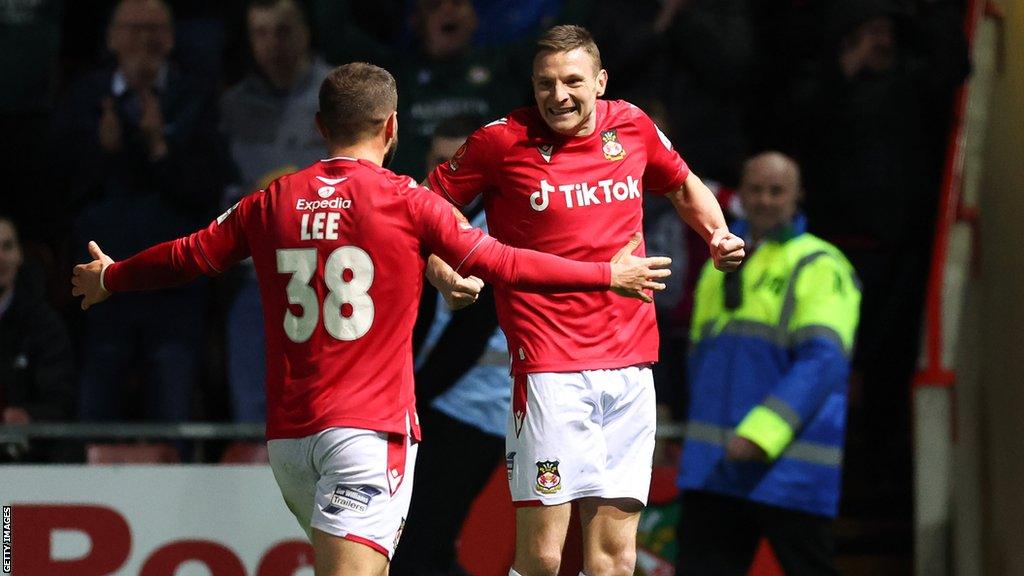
[276,246,374,343]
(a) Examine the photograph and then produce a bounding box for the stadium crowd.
[1,0,968,572]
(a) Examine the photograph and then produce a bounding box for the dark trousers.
[226,277,267,422]
[390,407,504,576]
[677,490,840,576]
[77,288,204,423]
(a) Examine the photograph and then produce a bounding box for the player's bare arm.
[71,241,113,310]
[667,171,746,271]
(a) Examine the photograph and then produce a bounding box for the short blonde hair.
[536,25,602,71]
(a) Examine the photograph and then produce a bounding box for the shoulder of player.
[475,107,543,149]
[604,99,652,127]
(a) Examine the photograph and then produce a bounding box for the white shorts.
[506,366,656,506]
[267,427,417,559]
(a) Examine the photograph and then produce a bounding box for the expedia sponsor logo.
[529,176,642,212]
[296,197,352,211]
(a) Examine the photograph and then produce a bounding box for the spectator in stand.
[676,152,861,575]
[391,115,505,576]
[769,0,968,506]
[219,0,332,422]
[389,0,529,179]
[54,0,229,425]
[410,115,485,353]
[0,216,75,463]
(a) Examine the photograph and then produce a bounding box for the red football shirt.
[103,157,611,440]
[428,99,690,375]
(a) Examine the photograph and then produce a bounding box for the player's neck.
[326,142,385,167]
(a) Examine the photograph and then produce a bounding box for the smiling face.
[738,153,802,240]
[107,0,174,90]
[532,47,607,137]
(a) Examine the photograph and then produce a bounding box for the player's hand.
[710,228,745,272]
[725,436,768,462]
[425,254,484,310]
[609,233,672,303]
[443,274,484,310]
[71,241,114,310]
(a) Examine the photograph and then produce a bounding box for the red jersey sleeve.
[426,119,508,207]
[103,192,256,291]
[634,108,690,194]
[406,186,611,292]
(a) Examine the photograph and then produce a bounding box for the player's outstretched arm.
[71,225,239,309]
[71,241,114,310]
[458,232,671,301]
[668,172,745,271]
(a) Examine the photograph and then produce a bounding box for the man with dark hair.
[73,62,673,576]
[219,0,333,423]
[424,24,745,576]
[54,0,229,427]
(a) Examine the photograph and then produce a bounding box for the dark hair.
[318,62,398,146]
[246,0,310,28]
[535,25,602,71]
[432,115,482,140]
[108,0,173,28]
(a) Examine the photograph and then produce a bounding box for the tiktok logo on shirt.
[529,177,642,212]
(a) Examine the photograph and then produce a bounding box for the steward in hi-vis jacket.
[675,152,861,575]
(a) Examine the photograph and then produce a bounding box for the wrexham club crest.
[535,460,562,494]
[601,129,626,161]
